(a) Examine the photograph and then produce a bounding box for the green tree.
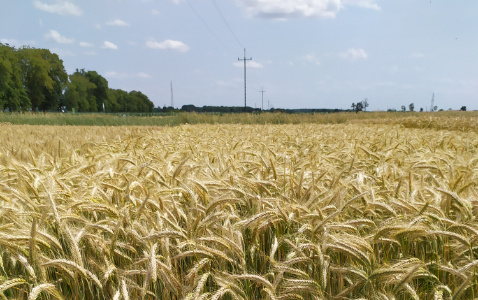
[128,90,154,112]
[110,89,129,112]
[409,103,414,112]
[39,49,68,110]
[85,71,108,112]
[105,88,120,112]
[355,102,363,113]
[108,89,153,112]
[0,44,29,111]
[64,70,97,112]
[17,47,67,111]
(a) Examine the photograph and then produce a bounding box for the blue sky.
[1,0,477,110]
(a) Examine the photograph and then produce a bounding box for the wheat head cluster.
[1,119,478,299]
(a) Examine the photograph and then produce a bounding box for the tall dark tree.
[85,71,108,112]
[110,89,129,112]
[105,88,120,112]
[64,70,97,112]
[128,91,154,112]
[0,44,29,111]
[39,49,68,110]
[17,47,67,111]
[17,47,52,110]
[355,102,363,113]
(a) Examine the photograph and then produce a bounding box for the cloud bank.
[33,0,83,16]
[233,61,264,69]
[102,41,118,50]
[106,19,130,26]
[303,54,321,66]
[45,30,74,44]
[338,48,368,60]
[344,0,380,11]
[146,39,189,53]
[79,41,94,48]
[237,0,379,19]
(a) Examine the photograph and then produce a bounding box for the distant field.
[1,110,478,129]
[1,114,478,299]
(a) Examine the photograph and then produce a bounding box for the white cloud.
[344,0,380,10]
[33,0,82,16]
[145,39,189,53]
[79,41,94,47]
[237,0,379,19]
[338,48,368,60]
[45,29,74,44]
[104,71,122,78]
[106,19,130,26]
[137,72,152,78]
[233,61,264,69]
[303,54,321,66]
[102,41,118,50]
[238,0,342,19]
[152,9,161,15]
[248,61,264,69]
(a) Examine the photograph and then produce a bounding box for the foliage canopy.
[0,44,154,112]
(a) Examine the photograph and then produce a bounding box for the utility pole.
[170,81,174,108]
[238,48,252,111]
[259,86,266,111]
[430,92,434,112]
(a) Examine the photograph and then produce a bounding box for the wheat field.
[1,117,478,299]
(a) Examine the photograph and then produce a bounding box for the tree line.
[179,105,348,114]
[0,43,154,112]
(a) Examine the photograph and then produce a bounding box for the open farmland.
[1,117,478,299]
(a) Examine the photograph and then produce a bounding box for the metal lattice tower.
[430,92,434,111]
[170,81,174,108]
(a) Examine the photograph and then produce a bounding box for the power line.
[184,0,233,53]
[210,0,243,49]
